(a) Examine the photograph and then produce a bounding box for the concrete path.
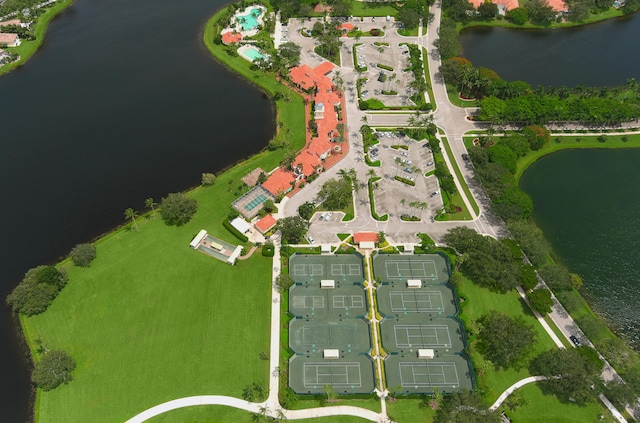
[489,376,546,411]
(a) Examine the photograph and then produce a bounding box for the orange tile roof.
[339,23,354,34]
[353,232,379,243]
[262,168,295,196]
[221,31,242,45]
[0,33,18,45]
[255,214,277,233]
[315,61,334,76]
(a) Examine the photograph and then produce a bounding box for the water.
[459,13,640,87]
[237,6,264,31]
[0,0,273,420]
[520,149,640,346]
[244,46,265,61]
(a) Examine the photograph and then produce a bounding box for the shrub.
[223,219,249,242]
[70,243,96,267]
[262,242,275,257]
[32,350,76,391]
[369,28,382,36]
[159,193,198,226]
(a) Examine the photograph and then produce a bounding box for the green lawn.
[350,2,398,17]
[145,405,372,422]
[0,0,74,78]
[440,136,480,215]
[386,399,435,423]
[504,384,615,423]
[456,277,557,402]
[23,182,275,423]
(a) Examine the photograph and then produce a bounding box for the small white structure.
[190,229,208,248]
[324,349,340,359]
[314,102,325,119]
[321,244,332,254]
[359,241,376,249]
[321,279,335,289]
[231,217,252,234]
[404,244,415,254]
[407,279,422,289]
[418,349,435,359]
[227,245,244,265]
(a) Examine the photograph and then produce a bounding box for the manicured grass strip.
[0,0,74,77]
[421,47,436,109]
[369,177,388,221]
[386,399,435,423]
[515,133,640,181]
[543,315,572,349]
[441,136,480,215]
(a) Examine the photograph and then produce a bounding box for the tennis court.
[376,284,458,318]
[289,319,371,353]
[289,355,376,394]
[384,354,473,394]
[380,316,466,353]
[289,253,365,284]
[289,285,367,319]
[372,253,450,285]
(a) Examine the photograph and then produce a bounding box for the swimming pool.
[237,7,263,31]
[244,47,264,62]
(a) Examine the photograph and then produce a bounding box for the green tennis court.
[376,284,458,318]
[289,355,376,395]
[380,316,465,353]
[289,318,371,354]
[384,354,473,395]
[289,253,365,285]
[372,253,450,285]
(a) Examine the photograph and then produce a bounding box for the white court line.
[303,363,363,387]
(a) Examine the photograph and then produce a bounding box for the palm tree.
[125,208,138,231]
[332,70,344,93]
[400,198,406,213]
[367,169,376,179]
[394,157,403,176]
[145,198,157,218]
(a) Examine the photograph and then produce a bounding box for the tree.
[159,193,198,226]
[125,208,138,231]
[527,288,554,315]
[317,177,352,210]
[477,311,537,369]
[298,201,315,220]
[69,243,96,267]
[435,18,462,60]
[520,263,538,291]
[434,390,500,423]
[277,41,301,69]
[275,272,295,293]
[323,384,338,401]
[145,197,157,218]
[278,216,309,244]
[506,7,529,24]
[478,1,498,19]
[397,6,421,29]
[530,348,603,404]
[201,172,216,186]
[242,382,267,402]
[31,350,76,391]
[6,266,67,316]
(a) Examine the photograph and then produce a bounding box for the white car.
[308,236,315,244]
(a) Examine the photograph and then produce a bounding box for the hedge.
[223,219,249,242]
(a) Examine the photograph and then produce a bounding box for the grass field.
[440,136,480,215]
[456,276,613,420]
[23,185,274,423]
[144,405,373,423]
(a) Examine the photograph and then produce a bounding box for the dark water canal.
[0,0,273,420]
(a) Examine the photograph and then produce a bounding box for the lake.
[460,13,640,87]
[520,149,640,347]
[0,0,273,420]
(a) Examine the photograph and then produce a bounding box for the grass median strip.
[441,136,480,215]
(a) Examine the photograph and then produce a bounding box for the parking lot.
[355,42,415,108]
[369,131,442,220]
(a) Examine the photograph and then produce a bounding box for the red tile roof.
[255,214,277,233]
[315,61,334,76]
[221,31,242,45]
[0,19,21,27]
[353,232,379,243]
[262,168,295,196]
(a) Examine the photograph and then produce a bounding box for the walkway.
[489,376,546,411]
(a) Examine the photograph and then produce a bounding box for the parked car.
[426,161,434,166]
[570,335,581,346]
[308,236,315,244]
[462,153,470,161]
[430,190,440,197]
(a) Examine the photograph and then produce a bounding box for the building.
[0,33,21,47]
[0,48,10,65]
